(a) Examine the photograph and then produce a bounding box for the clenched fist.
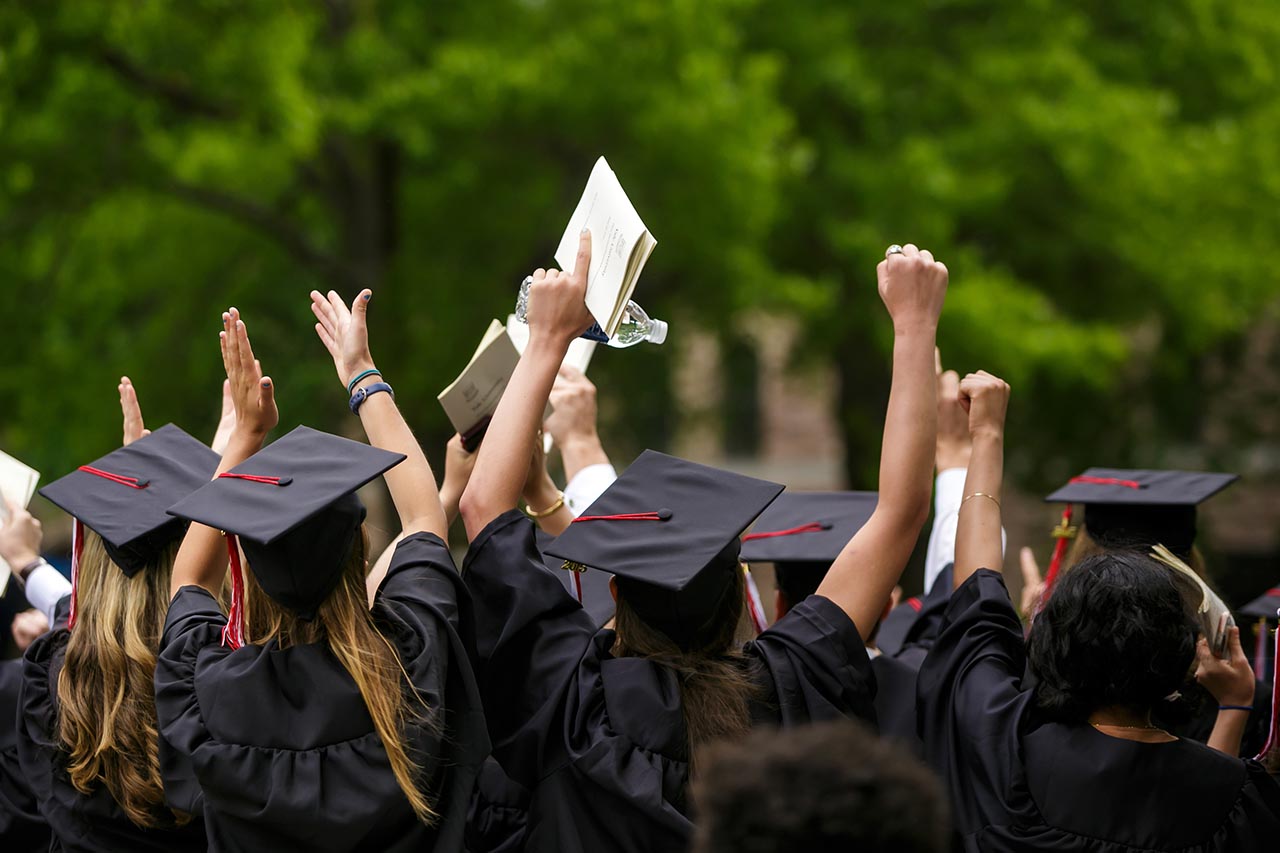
[876,244,948,331]
[958,370,1010,441]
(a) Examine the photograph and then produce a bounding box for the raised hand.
[935,350,970,471]
[0,498,43,569]
[11,609,49,652]
[219,307,277,437]
[1195,626,1256,707]
[440,434,477,525]
[525,229,595,345]
[958,370,1010,440]
[876,244,948,331]
[119,376,150,446]
[310,288,375,388]
[210,379,237,455]
[1019,547,1045,620]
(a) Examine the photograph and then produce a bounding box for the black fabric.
[1240,585,1280,621]
[870,652,923,758]
[153,532,488,853]
[918,569,1280,851]
[544,450,783,645]
[740,490,877,563]
[17,630,207,853]
[535,529,614,627]
[166,426,402,617]
[0,659,49,853]
[876,562,953,658]
[463,510,876,853]
[38,425,218,576]
[466,758,529,853]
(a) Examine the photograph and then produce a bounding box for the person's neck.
[1088,705,1177,743]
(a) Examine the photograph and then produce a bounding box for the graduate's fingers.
[935,347,943,377]
[220,379,233,417]
[236,317,258,379]
[1019,547,1043,588]
[326,290,351,326]
[225,308,243,382]
[315,322,338,354]
[1226,625,1247,664]
[310,297,337,338]
[571,228,592,287]
[258,375,276,419]
[349,289,371,340]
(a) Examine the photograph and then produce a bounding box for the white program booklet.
[0,450,41,593]
[554,157,657,337]
[438,320,553,451]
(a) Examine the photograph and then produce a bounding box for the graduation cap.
[543,450,783,648]
[1240,585,1280,622]
[535,528,614,627]
[1040,469,1238,597]
[40,424,220,576]
[38,425,220,629]
[740,491,878,612]
[168,426,405,640]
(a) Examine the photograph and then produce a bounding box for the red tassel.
[217,473,291,486]
[77,465,149,489]
[1068,475,1141,489]
[221,535,245,649]
[67,519,84,630]
[1254,619,1269,684]
[742,521,831,541]
[743,566,768,634]
[1041,504,1076,608]
[573,510,672,523]
[571,571,583,604]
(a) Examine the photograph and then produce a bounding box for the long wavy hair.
[244,526,437,823]
[612,564,761,772]
[56,529,189,828]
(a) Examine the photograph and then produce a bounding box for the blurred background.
[2,1,1279,642]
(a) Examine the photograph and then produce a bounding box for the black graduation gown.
[462,509,877,853]
[870,652,923,757]
[465,758,529,853]
[18,629,207,852]
[153,532,489,853]
[918,569,1280,852]
[1157,678,1274,760]
[0,658,49,852]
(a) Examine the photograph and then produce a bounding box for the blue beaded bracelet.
[1218,705,1254,713]
[346,368,382,395]
[349,381,394,414]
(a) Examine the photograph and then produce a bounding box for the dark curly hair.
[1028,550,1199,722]
[691,720,948,853]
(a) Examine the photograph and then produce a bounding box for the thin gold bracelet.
[524,492,566,519]
[962,492,1001,509]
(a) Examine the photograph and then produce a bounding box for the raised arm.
[815,244,947,640]
[545,367,611,482]
[460,230,595,541]
[952,371,1010,590]
[170,308,278,598]
[311,288,447,539]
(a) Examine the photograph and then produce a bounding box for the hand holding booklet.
[0,449,41,593]
[554,157,657,339]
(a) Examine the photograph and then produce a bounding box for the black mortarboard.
[543,450,783,648]
[39,425,220,576]
[1045,468,1238,559]
[1239,585,1280,621]
[168,426,405,619]
[535,529,615,627]
[740,491,877,609]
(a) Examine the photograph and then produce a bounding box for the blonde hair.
[244,527,437,823]
[56,529,190,828]
[612,567,761,774]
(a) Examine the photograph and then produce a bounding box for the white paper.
[0,450,41,593]
[505,314,597,375]
[554,157,656,335]
[438,320,554,438]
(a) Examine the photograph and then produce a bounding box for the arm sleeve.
[751,595,878,725]
[462,509,595,786]
[916,569,1031,835]
[563,463,618,517]
[24,563,71,627]
[923,469,1007,595]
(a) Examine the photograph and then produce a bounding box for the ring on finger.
[886,245,904,257]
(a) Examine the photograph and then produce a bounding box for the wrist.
[9,552,41,576]
[523,476,562,507]
[935,442,972,471]
[970,427,1005,445]
[892,319,939,337]
[344,361,377,387]
[526,329,575,358]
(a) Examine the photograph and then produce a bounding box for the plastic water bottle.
[515,276,668,348]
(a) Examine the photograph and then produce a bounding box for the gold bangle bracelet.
[962,492,1001,509]
[524,492,566,519]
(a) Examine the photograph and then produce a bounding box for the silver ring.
[886,245,904,256]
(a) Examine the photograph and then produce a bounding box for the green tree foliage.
[2,0,1278,496]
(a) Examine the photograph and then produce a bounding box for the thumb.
[940,369,961,400]
[572,228,592,284]
[351,289,371,331]
[259,376,276,410]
